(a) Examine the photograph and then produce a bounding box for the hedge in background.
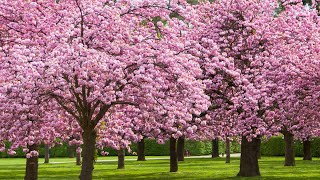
[9,136,320,158]
[97,139,241,156]
[101,139,212,156]
[0,143,74,158]
[261,136,320,157]
[0,139,241,158]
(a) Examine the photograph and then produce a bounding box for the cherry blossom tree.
[0,2,72,179]
[1,0,210,178]
[97,107,143,169]
[184,0,292,176]
[263,1,320,166]
[2,0,320,179]
[0,82,70,180]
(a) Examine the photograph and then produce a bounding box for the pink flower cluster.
[0,0,320,156]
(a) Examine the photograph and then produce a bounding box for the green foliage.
[4,136,320,158]
[98,139,168,156]
[100,139,214,156]
[311,138,320,157]
[219,140,241,154]
[261,136,320,157]
[274,1,285,16]
[186,0,215,5]
[139,16,168,39]
[185,140,211,155]
[0,143,73,158]
[261,136,285,156]
[48,144,72,157]
[151,16,168,38]
[143,139,170,155]
[169,12,185,21]
[187,0,199,5]
[0,139,240,158]
[303,0,312,6]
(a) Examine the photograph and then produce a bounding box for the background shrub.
[2,137,318,158]
[261,136,320,157]
[0,139,240,158]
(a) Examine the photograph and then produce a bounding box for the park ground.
[0,156,319,179]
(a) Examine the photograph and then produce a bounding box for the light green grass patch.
[0,156,319,179]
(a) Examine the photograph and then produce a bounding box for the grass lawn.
[0,156,319,179]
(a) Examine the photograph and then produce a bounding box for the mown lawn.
[0,156,319,179]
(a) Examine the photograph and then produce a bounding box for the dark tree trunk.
[76,146,82,166]
[237,136,260,177]
[303,140,312,161]
[137,138,146,161]
[257,138,261,159]
[177,137,185,161]
[283,131,295,166]
[69,144,75,158]
[44,144,50,164]
[25,144,39,180]
[170,137,178,172]
[117,148,125,169]
[225,137,230,163]
[79,129,96,180]
[211,138,219,158]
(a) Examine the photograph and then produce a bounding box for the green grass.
[0,156,319,179]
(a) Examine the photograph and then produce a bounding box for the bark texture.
[76,149,82,166]
[257,138,261,159]
[211,138,219,158]
[118,148,125,169]
[170,137,178,172]
[303,140,312,161]
[283,131,295,166]
[225,137,230,163]
[44,144,50,164]
[177,137,185,161]
[69,144,75,158]
[237,137,260,177]
[79,130,96,180]
[25,144,39,180]
[137,138,146,161]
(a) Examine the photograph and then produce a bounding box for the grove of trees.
[1,0,320,180]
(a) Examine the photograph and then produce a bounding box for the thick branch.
[51,94,80,121]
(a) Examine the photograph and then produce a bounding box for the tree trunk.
[237,136,260,177]
[118,148,125,169]
[137,138,146,161]
[303,140,312,161]
[25,144,39,180]
[170,137,178,172]
[177,137,185,161]
[225,137,230,163]
[44,144,49,164]
[284,131,295,166]
[76,146,82,166]
[69,144,75,158]
[79,129,96,180]
[257,138,261,159]
[211,138,219,158]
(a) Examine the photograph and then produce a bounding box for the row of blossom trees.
[1,0,320,179]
